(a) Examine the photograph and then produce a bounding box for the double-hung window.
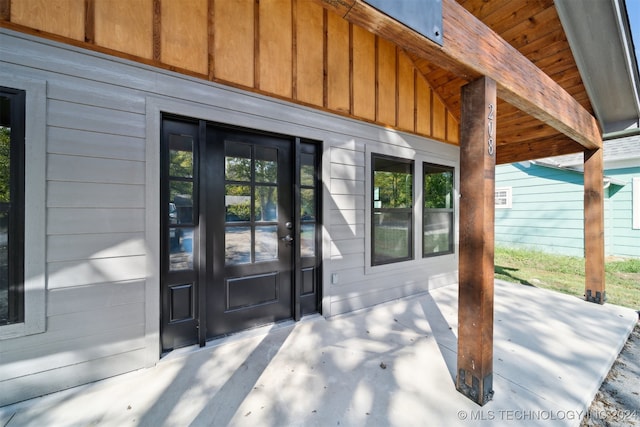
[0,87,25,326]
[371,155,414,265]
[423,163,454,257]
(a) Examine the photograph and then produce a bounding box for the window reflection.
[255,146,277,183]
[170,181,193,225]
[301,224,315,257]
[225,226,251,264]
[255,186,277,222]
[168,135,193,178]
[301,188,315,220]
[372,155,414,265]
[423,163,454,257]
[225,184,251,222]
[169,227,194,271]
[225,142,251,182]
[255,226,278,261]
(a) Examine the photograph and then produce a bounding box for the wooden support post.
[457,76,496,405]
[584,148,605,304]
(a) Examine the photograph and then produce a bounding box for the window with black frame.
[423,163,454,257]
[372,155,413,265]
[0,87,25,325]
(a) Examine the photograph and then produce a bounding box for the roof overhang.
[312,0,602,154]
[555,0,640,138]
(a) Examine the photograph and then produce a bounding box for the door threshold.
[160,314,323,363]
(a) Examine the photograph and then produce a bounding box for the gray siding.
[0,28,459,405]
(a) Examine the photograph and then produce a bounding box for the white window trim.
[0,73,47,340]
[495,186,512,209]
[633,177,640,230]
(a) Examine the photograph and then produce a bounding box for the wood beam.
[584,148,605,304]
[457,76,495,405]
[310,0,602,151]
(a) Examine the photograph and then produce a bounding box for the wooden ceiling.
[412,0,594,163]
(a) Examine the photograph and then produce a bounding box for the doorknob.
[281,234,294,244]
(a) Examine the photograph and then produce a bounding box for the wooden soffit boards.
[311,0,602,151]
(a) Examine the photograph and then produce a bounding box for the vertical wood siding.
[0,0,459,145]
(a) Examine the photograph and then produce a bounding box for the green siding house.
[495,136,640,259]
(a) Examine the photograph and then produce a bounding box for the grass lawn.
[494,246,640,310]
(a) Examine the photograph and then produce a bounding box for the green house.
[496,136,640,258]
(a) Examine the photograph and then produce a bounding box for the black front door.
[161,116,321,352]
[206,128,293,337]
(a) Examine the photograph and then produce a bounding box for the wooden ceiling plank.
[496,135,583,165]
[310,0,601,150]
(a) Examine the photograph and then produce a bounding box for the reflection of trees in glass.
[169,149,193,206]
[225,152,278,222]
[374,171,412,208]
[301,189,315,219]
[169,148,193,177]
[424,170,453,209]
[0,127,10,203]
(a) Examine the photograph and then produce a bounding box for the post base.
[585,290,605,304]
[456,370,494,406]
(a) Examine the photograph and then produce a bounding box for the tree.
[0,127,10,203]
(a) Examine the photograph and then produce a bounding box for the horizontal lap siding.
[0,33,148,405]
[0,29,460,404]
[606,168,640,258]
[495,164,586,256]
[329,144,366,284]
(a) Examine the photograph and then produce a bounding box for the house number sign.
[487,103,495,156]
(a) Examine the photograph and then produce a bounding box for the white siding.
[0,28,459,405]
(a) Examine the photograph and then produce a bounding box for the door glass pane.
[255,225,278,262]
[225,141,252,182]
[225,184,251,222]
[169,135,193,178]
[0,211,7,323]
[225,226,251,264]
[255,186,278,222]
[301,153,315,186]
[300,223,315,257]
[255,146,277,183]
[169,227,194,271]
[301,188,315,220]
[170,181,193,225]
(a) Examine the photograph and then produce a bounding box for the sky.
[626,0,640,70]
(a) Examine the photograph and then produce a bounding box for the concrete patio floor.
[1,280,637,427]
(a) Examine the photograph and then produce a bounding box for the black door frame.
[160,114,322,352]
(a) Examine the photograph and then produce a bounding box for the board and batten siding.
[0,29,459,405]
[0,0,460,146]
